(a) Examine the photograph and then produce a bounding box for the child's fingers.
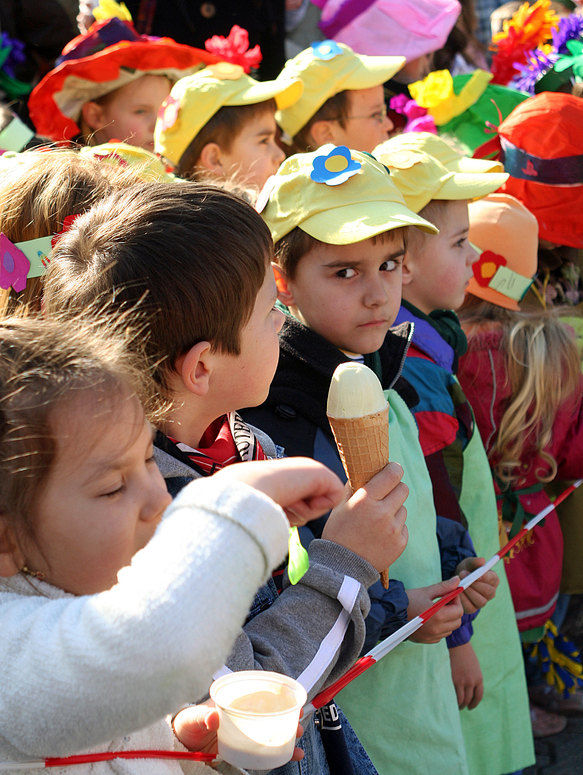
[467,680,484,710]
[359,462,405,500]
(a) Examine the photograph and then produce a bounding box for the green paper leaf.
[287,526,309,585]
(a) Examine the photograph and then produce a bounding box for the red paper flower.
[51,214,81,249]
[204,25,262,73]
[473,250,507,287]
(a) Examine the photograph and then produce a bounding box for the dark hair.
[43,181,273,392]
[275,225,408,279]
[0,315,150,540]
[288,91,350,154]
[176,99,277,178]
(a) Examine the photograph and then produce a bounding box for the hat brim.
[466,277,519,310]
[448,156,505,174]
[297,201,438,245]
[229,78,304,111]
[29,39,218,140]
[341,55,406,90]
[437,171,508,203]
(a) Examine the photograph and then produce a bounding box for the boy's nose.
[272,142,285,168]
[364,276,389,306]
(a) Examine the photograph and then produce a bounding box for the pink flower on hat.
[472,250,507,287]
[157,94,180,132]
[311,146,361,186]
[0,233,31,293]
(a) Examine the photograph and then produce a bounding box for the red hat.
[28,18,218,141]
[498,92,583,248]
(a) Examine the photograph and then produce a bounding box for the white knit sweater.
[0,477,290,775]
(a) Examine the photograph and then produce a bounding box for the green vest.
[458,396,534,774]
[338,390,469,775]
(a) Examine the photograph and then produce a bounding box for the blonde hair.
[460,299,581,485]
[0,149,146,318]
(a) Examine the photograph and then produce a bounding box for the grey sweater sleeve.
[224,539,379,701]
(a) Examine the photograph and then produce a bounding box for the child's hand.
[213,458,345,526]
[173,701,305,761]
[407,578,464,643]
[172,701,219,754]
[449,642,484,710]
[455,557,499,614]
[320,462,408,572]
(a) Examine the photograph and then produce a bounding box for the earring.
[21,565,45,581]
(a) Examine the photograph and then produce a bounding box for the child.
[375,138,534,772]
[0,314,347,772]
[27,14,216,149]
[0,147,150,319]
[154,63,302,189]
[274,41,404,153]
[43,179,409,775]
[242,143,495,774]
[458,192,583,734]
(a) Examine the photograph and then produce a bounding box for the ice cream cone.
[328,407,390,589]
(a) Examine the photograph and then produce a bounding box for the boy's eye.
[380,259,399,272]
[455,237,468,248]
[336,267,357,279]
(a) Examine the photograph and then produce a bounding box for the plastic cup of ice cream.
[210,670,307,770]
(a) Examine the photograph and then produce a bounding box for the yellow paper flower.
[93,0,132,22]
[409,69,492,126]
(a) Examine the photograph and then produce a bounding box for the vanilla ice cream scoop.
[327,362,388,418]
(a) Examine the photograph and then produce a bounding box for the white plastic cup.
[210,670,307,770]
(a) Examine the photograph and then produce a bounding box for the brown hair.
[288,91,350,155]
[0,149,143,318]
[176,99,277,179]
[0,314,152,541]
[275,225,408,280]
[460,299,581,485]
[43,181,273,392]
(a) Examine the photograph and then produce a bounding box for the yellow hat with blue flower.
[155,62,303,166]
[373,141,508,213]
[261,144,437,245]
[275,41,405,139]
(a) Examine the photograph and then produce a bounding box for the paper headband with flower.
[472,248,533,302]
[0,216,79,294]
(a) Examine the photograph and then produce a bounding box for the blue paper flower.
[310,146,361,186]
[512,48,558,94]
[552,15,583,56]
[311,40,343,60]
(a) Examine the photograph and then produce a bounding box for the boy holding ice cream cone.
[374,132,534,774]
[243,145,496,774]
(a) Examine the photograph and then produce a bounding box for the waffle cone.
[328,407,389,493]
[328,407,390,588]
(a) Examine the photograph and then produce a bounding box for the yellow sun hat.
[275,41,405,140]
[379,131,505,174]
[373,142,508,213]
[261,144,438,245]
[155,62,303,166]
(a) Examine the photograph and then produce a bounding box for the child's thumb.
[429,576,460,600]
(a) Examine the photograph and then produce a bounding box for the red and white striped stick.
[3,479,581,770]
[304,478,583,714]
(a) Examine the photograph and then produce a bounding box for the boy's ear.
[174,341,213,397]
[81,100,105,132]
[308,119,338,148]
[0,519,23,578]
[271,262,295,306]
[198,142,224,175]
[401,252,415,287]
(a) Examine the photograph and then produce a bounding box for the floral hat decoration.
[28,0,218,141]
